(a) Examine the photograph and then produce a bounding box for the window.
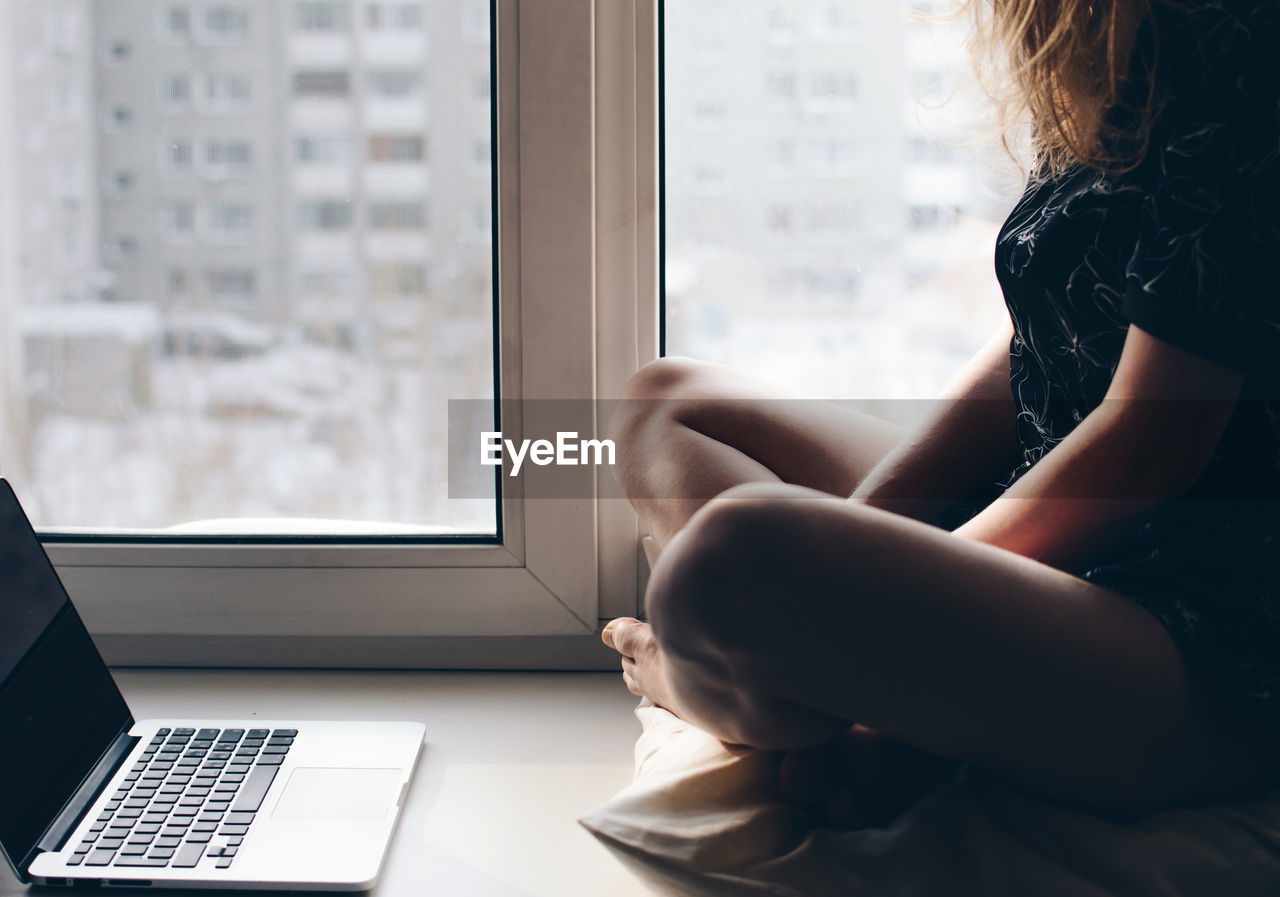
[294,1,351,32]
[167,203,196,239]
[166,138,193,173]
[808,71,858,109]
[204,73,252,111]
[366,69,422,99]
[470,137,491,171]
[368,200,426,230]
[112,235,138,263]
[205,203,254,242]
[161,74,192,108]
[107,105,133,129]
[104,170,135,194]
[204,140,253,177]
[296,268,359,299]
[369,262,426,296]
[293,69,350,98]
[205,266,256,300]
[297,198,354,231]
[368,133,426,163]
[365,3,422,31]
[164,6,192,39]
[295,133,352,164]
[201,5,250,42]
[4,0,640,666]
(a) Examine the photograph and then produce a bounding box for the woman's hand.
[954,325,1244,570]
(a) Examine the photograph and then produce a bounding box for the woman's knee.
[647,488,828,658]
[609,356,711,449]
[646,490,862,747]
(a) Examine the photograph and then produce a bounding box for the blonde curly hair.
[965,0,1164,176]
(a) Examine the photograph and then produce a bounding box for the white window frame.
[43,0,660,669]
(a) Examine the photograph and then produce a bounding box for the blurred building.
[0,0,497,528]
[665,0,1016,401]
[89,0,492,362]
[0,0,104,476]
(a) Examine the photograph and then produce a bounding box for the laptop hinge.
[20,726,139,879]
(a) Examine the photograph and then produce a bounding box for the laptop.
[0,479,425,890]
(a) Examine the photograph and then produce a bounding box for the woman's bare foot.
[602,617,680,714]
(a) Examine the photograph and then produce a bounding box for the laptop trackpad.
[270,768,403,823]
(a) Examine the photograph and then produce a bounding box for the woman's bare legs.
[609,356,905,546]
[608,484,1280,814]
[607,356,958,819]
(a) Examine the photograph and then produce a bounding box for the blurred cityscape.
[665,0,1021,409]
[0,0,496,531]
[0,1,1023,533]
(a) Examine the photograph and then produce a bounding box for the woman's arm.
[953,325,1245,571]
[851,321,1020,525]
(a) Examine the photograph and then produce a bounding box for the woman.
[601,0,1280,818]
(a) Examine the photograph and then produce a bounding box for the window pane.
[664,1,1020,402]
[0,0,496,535]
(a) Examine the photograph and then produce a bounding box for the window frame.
[41,0,660,668]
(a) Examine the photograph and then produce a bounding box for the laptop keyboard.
[65,727,295,872]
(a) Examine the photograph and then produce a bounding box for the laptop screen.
[0,481,132,873]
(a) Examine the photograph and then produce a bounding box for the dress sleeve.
[1122,0,1280,374]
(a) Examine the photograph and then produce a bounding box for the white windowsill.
[0,670,647,897]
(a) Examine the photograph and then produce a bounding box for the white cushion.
[580,700,1280,896]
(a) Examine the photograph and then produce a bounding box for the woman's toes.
[602,617,647,656]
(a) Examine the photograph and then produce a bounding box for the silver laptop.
[0,479,425,890]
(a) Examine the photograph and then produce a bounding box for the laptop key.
[66,854,84,867]
[115,856,169,868]
[85,849,117,866]
[256,754,284,766]
[225,812,255,826]
[119,844,148,856]
[186,831,212,844]
[272,729,298,737]
[233,765,278,812]
[219,825,249,836]
[173,842,206,868]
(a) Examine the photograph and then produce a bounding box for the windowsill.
[0,670,646,897]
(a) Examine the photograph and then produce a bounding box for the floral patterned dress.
[991,0,1280,714]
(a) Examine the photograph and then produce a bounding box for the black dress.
[992,0,1280,715]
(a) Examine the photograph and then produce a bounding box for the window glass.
[0,0,495,535]
[664,1,1020,403]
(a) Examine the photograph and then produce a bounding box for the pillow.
[580,700,1280,897]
